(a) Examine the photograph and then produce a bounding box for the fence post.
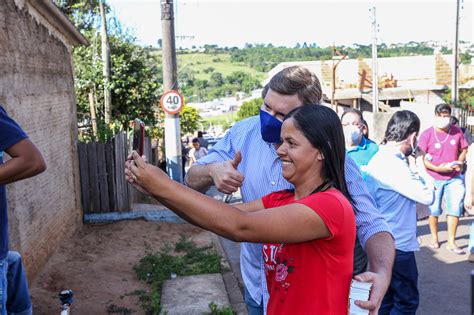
[88,141,101,212]
[78,142,91,213]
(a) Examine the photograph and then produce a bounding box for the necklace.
[433,127,450,149]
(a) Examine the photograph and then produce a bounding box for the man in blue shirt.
[365,110,434,314]
[186,66,395,315]
[341,109,379,176]
[1,105,46,315]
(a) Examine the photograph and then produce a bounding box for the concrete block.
[161,273,231,315]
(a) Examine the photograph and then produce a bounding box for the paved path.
[416,214,472,315]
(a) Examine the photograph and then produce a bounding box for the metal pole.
[452,0,460,104]
[161,0,183,182]
[371,6,379,113]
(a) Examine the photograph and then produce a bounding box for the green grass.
[132,235,227,315]
[202,112,237,131]
[151,50,265,81]
[177,53,264,80]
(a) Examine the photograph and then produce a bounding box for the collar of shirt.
[378,144,406,161]
[348,136,368,153]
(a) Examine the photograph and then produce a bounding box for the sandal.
[446,247,466,255]
[429,241,440,249]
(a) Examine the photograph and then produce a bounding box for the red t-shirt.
[262,189,356,315]
[418,126,468,180]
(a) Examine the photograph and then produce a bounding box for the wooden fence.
[78,131,152,213]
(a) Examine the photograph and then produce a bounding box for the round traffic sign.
[160,90,184,114]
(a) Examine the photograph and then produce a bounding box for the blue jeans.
[0,252,32,315]
[244,287,263,315]
[380,250,419,315]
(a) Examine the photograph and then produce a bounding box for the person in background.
[450,116,472,214]
[185,66,394,315]
[418,104,468,255]
[197,131,209,149]
[361,118,371,140]
[188,138,208,167]
[341,109,379,176]
[450,116,473,146]
[365,110,434,315]
[0,105,47,315]
[126,105,356,314]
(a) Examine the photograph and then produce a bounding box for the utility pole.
[100,1,112,124]
[161,0,183,182]
[451,0,460,104]
[370,6,379,113]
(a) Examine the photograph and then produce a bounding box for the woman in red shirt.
[126,105,356,314]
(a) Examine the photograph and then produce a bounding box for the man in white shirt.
[365,110,434,315]
[188,138,208,167]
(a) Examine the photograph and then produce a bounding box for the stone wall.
[0,0,82,278]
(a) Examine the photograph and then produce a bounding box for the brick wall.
[358,58,372,89]
[0,0,82,279]
[435,53,452,85]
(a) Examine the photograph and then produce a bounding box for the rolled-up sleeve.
[196,129,235,166]
[345,155,393,249]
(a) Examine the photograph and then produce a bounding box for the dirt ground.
[29,220,215,315]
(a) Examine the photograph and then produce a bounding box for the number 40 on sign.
[160,90,184,115]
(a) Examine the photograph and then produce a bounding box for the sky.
[107,0,473,48]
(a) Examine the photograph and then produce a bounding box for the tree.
[179,105,202,134]
[236,98,261,121]
[58,1,163,141]
[209,72,224,87]
[54,0,104,31]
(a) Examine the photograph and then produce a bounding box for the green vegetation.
[202,112,236,131]
[208,302,235,315]
[442,88,474,110]
[133,235,226,314]
[57,1,474,138]
[236,98,261,121]
[57,1,202,142]
[176,52,264,80]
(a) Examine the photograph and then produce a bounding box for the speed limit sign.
[160,90,184,114]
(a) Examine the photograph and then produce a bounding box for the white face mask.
[434,116,450,129]
[343,125,362,145]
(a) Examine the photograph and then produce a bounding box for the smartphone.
[132,118,145,156]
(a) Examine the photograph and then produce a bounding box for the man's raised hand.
[210,151,244,194]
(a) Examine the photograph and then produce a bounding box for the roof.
[26,0,88,46]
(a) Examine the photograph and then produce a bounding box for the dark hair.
[450,116,459,126]
[435,103,452,115]
[361,118,370,139]
[284,105,353,204]
[192,138,199,143]
[341,108,364,122]
[262,66,322,104]
[382,110,420,144]
[197,131,204,137]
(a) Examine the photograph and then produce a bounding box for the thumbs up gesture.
[210,151,244,194]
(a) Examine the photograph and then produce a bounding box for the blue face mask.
[260,109,283,143]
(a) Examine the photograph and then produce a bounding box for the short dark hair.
[341,108,364,122]
[383,110,420,144]
[435,103,452,115]
[197,131,204,137]
[192,138,199,143]
[284,105,353,204]
[262,66,322,104]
